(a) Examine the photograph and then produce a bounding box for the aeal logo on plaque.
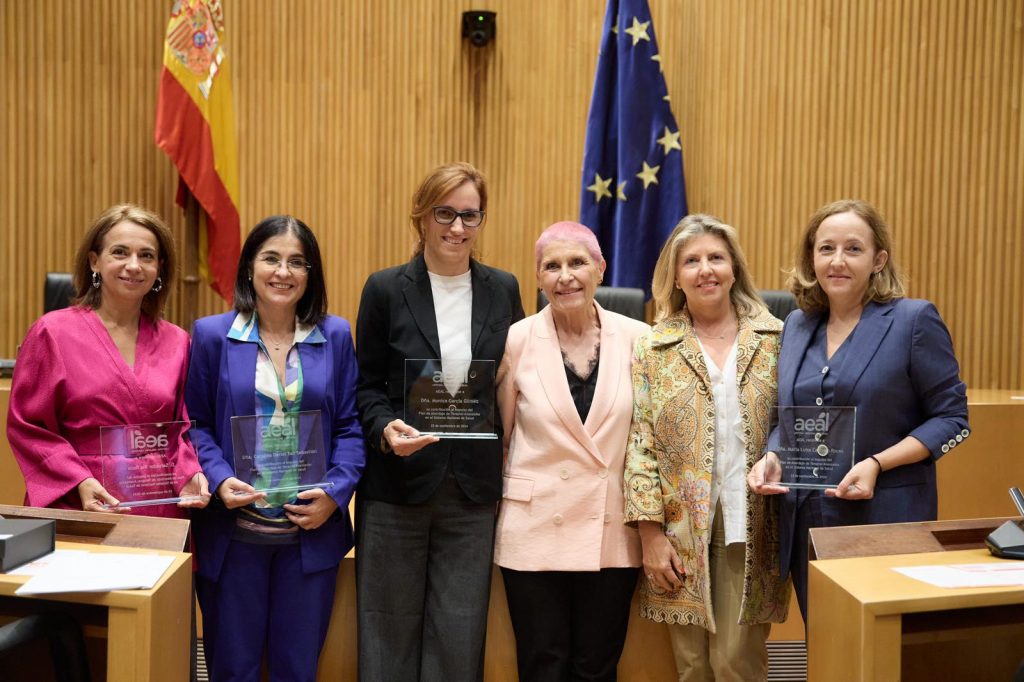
[260,421,296,439]
[127,429,169,454]
[431,369,474,385]
[793,412,829,433]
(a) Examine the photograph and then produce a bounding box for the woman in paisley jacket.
[624,214,790,681]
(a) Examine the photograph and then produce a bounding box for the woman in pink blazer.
[495,221,648,682]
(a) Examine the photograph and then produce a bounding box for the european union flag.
[580,0,688,297]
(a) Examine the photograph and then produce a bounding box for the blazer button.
[553,514,564,525]
[956,434,963,442]
[948,439,957,448]
[559,468,569,480]
[599,469,609,479]
[815,397,823,406]
[961,429,970,438]
[941,444,950,453]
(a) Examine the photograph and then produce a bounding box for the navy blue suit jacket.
[185,312,366,580]
[769,299,969,578]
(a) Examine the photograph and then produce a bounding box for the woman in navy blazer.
[749,199,969,619]
[186,216,365,681]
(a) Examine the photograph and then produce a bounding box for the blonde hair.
[651,214,767,323]
[72,204,176,320]
[787,199,906,314]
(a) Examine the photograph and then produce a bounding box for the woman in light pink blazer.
[495,222,648,682]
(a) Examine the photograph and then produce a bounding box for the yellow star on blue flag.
[587,173,614,202]
[624,17,651,46]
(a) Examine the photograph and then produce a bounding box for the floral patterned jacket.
[624,306,790,630]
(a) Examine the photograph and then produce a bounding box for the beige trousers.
[667,502,770,682]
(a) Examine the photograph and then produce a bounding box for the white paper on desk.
[8,549,90,576]
[14,552,174,595]
[893,563,1024,588]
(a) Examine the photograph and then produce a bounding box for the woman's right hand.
[216,477,267,509]
[383,419,439,457]
[747,452,790,495]
[77,477,129,513]
[638,521,685,592]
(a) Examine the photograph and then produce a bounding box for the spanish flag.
[155,0,240,302]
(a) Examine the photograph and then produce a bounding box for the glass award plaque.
[404,359,498,440]
[763,406,857,490]
[99,420,202,508]
[230,410,332,504]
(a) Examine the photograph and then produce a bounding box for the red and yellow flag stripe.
[155,0,240,302]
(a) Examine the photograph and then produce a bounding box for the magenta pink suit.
[7,306,201,518]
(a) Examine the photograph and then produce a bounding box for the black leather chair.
[537,286,646,322]
[760,289,798,323]
[44,272,75,313]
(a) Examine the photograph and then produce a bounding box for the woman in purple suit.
[748,199,969,620]
[186,216,365,681]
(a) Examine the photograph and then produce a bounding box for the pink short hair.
[534,221,604,270]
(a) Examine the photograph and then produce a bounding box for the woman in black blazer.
[355,162,524,681]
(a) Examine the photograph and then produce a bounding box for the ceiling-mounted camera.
[462,11,496,47]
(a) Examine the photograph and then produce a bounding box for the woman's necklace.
[261,329,294,351]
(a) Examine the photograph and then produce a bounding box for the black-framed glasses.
[432,206,486,228]
[256,254,312,274]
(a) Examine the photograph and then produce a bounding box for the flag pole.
[181,186,201,330]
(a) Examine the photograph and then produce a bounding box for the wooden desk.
[808,548,1024,681]
[0,540,192,682]
[0,504,190,552]
[938,389,1024,520]
[809,516,1012,561]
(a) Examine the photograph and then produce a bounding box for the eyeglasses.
[432,206,485,228]
[256,255,312,274]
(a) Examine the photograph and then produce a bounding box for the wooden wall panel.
[2,0,1022,388]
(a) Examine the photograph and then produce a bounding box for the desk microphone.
[1010,487,1024,517]
[985,488,1024,560]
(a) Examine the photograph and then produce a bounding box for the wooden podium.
[0,506,192,682]
[807,518,1024,681]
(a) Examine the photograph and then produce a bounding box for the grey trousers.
[356,471,496,682]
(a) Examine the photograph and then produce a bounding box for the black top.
[565,360,600,423]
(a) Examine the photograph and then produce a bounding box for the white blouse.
[428,270,473,396]
[698,338,747,546]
